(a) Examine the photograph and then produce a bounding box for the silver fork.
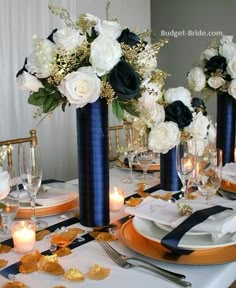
[97,240,192,287]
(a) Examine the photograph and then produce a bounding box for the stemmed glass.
[0,167,19,239]
[195,148,222,204]
[18,143,47,230]
[176,139,196,201]
[136,148,155,185]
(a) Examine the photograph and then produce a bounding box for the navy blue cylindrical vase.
[76,98,110,227]
[216,92,236,165]
[160,147,181,191]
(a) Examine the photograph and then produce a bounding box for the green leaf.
[119,101,140,117]
[0,202,6,209]
[112,100,124,121]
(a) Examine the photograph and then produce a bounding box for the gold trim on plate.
[119,219,236,265]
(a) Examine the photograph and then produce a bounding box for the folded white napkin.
[222,162,236,184]
[0,170,10,200]
[125,196,236,241]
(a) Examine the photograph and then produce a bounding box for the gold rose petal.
[87,264,110,280]
[41,261,65,276]
[52,286,66,288]
[54,247,72,257]
[152,192,173,201]
[91,232,117,241]
[63,268,85,282]
[3,281,28,288]
[0,259,8,268]
[36,229,51,241]
[51,228,83,247]
[38,254,58,269]
[0,244,12,254]
[19,261,38,274]
[20,249,41,263]
[125,197,143,207]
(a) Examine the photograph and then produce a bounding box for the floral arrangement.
[16,4,214,154]
[187,35,236,100]
[16,4,169,122]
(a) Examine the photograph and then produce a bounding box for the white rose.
[228,79,236,99]
[17,71,44,92]
[220,35,233,45]
[207,76,225,89]
[26,38,56,78]
[53,28,85,51]
[141,103,165,128]
[59,66,101,108]
[201,48,218,60]
[148,121,180,154]
[187,112,209,140]
[207,122,217,146]
[97,20,122,39]
[187,67,206,92]
[90,35,122,76]
[164,86,192,107]
[227,58,236,78]
[0,171,10,200]
[219,42,236,62]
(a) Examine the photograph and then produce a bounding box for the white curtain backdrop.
[0,0,150,181]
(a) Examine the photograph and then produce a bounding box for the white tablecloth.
[0,168,235,288]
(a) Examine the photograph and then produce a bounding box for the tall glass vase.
[160,147,181,192]
[76,98,109,227]
[216,92,236,165]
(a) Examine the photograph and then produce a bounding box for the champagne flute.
[176,139,196,201]
[18,143,47,230]
[0,167,19,239]
[195,148,222,204]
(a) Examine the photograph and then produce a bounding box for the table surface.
[0,168,235,288]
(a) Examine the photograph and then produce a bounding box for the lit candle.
[11,220,36,253]
[183,158,193,173]
[109,187,125,211]
[234,147,236,162]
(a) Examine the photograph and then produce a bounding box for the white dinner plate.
[133,216,236,250]
[154,221,208,236]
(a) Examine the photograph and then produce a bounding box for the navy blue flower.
[117,28,140,47]
[165,101,193,129]
[205,55,227,73]
[109,60,141,100]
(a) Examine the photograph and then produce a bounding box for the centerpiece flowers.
[187,35,236,164]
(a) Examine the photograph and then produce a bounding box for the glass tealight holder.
[109,187,125,211]
[11,220,36,253]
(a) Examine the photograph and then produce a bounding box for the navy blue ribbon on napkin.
[161,205,233,255]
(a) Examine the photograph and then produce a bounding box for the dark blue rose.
[191,97,207,115]
[117,28,140,47]
[16,58,28,77]
[47,28,58,43]
[109,60,141,100]
[165,100,193,129]
[205,55,227,73]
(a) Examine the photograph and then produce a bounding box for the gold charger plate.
[116,159,160,171]
[221,180,236,193]
[119,219,236,265]
[16,197,78,218]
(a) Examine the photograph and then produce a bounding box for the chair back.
[0,129,37,168]
[108,123,134,161]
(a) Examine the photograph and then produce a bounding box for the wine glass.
[176,139,196,201]
[0,167,19,239]
[195,148,222,204]
[18,143,47,230]
[136,148,155,185]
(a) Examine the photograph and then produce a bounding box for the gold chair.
[0,129,37,168]
[108,123,134,161]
